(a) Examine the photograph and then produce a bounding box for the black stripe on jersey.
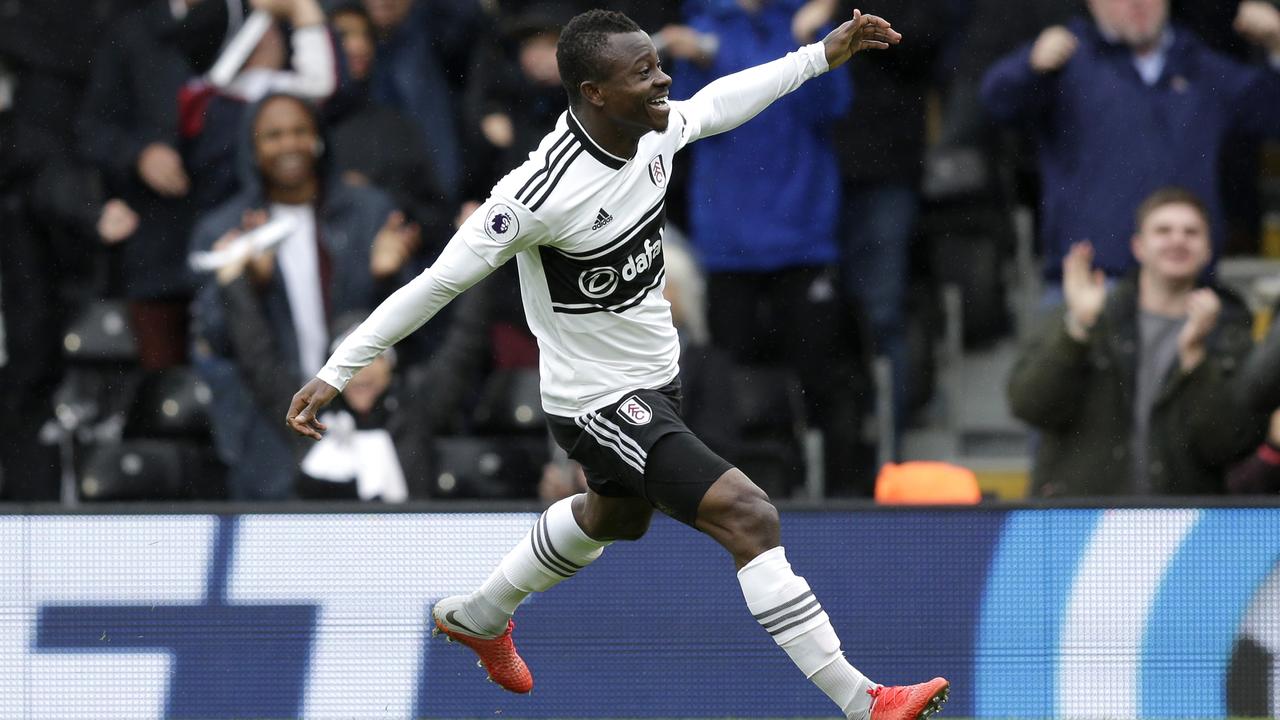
[553,200,665,261]
[529,145,585,212]
[515,130,573,203]
[567,109,627,171]
[518,136,580,206]
[519,133,581,204]
[552,267,665,315]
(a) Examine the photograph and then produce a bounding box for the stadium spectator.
[326,0,451,240]
[461,2,573,197]
[831,0,948,444]
[664,0,872,496]
[940,0,1076,148]
[210,235,421,501]
[1008,188,1264,496]
[363,0,475,203]
[1227,301,1280,493]
[0,0,133,500]
[181,0,337,213]
[981,0,1280,291]
[1226,410,1280,493]
[77,0,202,368]
[190,93,418,499]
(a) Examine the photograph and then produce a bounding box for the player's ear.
[580,80,606,108]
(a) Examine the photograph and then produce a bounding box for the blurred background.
[2,0,1280,507]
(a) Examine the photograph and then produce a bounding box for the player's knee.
[700,474,779,545]
[580,502,653,542]
[608,513,652,541]
[733,493,780,544]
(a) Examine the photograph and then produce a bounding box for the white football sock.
[461,494,610,635]
[738,546,875,719]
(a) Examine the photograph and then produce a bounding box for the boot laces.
[868,683,912,711]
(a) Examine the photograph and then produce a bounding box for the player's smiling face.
[595,31,672,134]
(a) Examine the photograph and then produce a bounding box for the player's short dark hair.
[556,10,643,105]
[1135,187,1209,232]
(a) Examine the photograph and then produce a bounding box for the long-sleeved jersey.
[318,42,830,416]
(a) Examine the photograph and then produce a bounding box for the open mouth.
[648,94,669,108]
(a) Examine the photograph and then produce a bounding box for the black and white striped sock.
[739,546,874,719]
[462,494,609,635]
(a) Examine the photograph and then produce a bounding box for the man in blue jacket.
[664,0,870,494]
[981,0,1280,290]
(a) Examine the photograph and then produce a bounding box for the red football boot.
[867,677,950,720]
[431,597,533,694]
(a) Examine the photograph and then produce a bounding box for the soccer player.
[285,9,948,720]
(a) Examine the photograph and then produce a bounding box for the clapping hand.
[371,210,421,279]
[212,209,276,286]
[96,199,139,244]
[1235,1,1280,53]
[1062,242,1107,340]
[1029,25,1079,74]
[1177,288,1222,372]
[792,0,839,44]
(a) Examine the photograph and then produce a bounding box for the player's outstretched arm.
[283,218,508,439]
[677,9,899,145]
[286,377,338,440]
[821,9,901,71]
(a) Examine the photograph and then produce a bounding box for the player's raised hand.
[822,9,901,71]
[286,377,339,440]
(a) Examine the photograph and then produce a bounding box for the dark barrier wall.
[1,508,1277,719]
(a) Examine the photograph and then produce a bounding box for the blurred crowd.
[1,0,1279,504]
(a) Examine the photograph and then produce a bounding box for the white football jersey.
[317,43,830,418]
[460,108,694,416]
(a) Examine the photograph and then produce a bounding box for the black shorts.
[546,380,734,526]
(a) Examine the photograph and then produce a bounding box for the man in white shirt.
[286,10,948,720]
[190,93,419,499]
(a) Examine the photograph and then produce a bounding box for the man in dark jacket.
[1008,188,1264,496]
[1227,299,1280,493]
[981,0,1280,285]
[190,93,419,499]
[77,0,199,368]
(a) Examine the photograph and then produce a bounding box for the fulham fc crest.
[484,203,520,244]
[647,155,667,189]
[617,395,653,425]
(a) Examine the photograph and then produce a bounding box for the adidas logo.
[591,208,614,231]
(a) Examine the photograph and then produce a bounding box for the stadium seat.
[731,365,807,499]
[78,439,225,501]
[429,435,549,500]
[470,368,545,434]
[61,299,137,363]
[124,366,214,440]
